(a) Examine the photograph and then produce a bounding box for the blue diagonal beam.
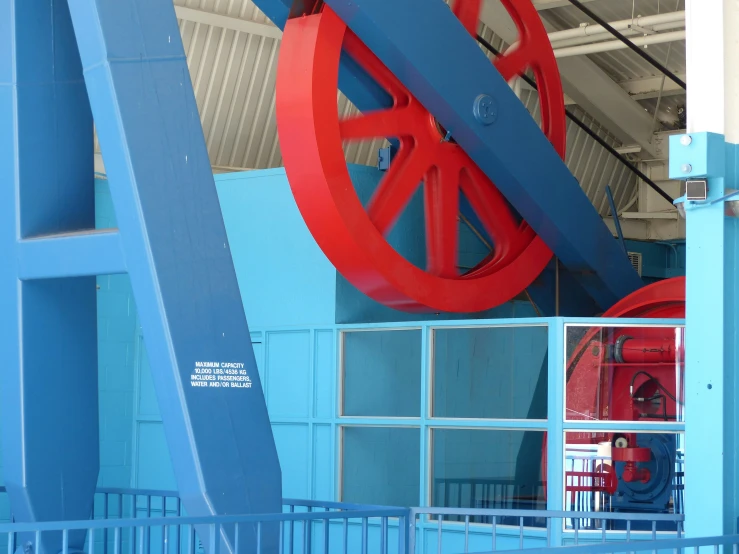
[322,0,642,310]
[66,1,282,553]
[17,230,126,279]
[0,2,99,553]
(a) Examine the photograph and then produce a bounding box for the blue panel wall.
[216,168,337,328]
[110,167,539,501]
[119,168,341,498]
[85,169,572,503]
[96,179,137,489]
[130,326,336,500]
[86,169,687,516]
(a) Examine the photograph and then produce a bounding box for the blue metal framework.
[1,2,280,554]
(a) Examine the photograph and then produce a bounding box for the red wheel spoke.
[494,43,535,82]
[340,106,418,141]
[367,144,434,235]
[460,166,520,257]
[424,162,461,278]
[451,0,482,37]
[343,32,410,106]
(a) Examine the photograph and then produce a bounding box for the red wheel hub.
[276,1,566,313]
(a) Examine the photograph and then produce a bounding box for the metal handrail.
[487,534,739,554]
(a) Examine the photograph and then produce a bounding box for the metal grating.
[627,251,643,276]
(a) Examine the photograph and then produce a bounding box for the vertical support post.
[546,318,564,547]
[64,1,282,553]
[0,2,99,553]
[669,0,739,538]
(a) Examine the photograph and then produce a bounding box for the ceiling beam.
[556,58,661,157]
[174,5,283,40]
[480,1,661,158]
[619,74,687,101]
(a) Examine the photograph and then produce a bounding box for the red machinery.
[554,277,685,509]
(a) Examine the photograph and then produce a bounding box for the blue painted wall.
[91,167,545,505]
[216,168,337,328]
[0,169,691,554]
[95,180,138,489]
[31,170,683,513]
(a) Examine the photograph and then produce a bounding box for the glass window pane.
[564,430,684,531]
[342,330,421,417]
[432,326,548,419]
[341,426,420,507]
[431,428,546,521]
[565,325,685,423]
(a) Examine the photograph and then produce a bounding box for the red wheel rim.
[276,2,566,313]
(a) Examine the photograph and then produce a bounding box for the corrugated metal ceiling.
[541,0,685,129]
[96,0,688,215]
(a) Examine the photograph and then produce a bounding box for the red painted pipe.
[618,338,679,363]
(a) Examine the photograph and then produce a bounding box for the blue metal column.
[669,0,739,538]
[0,2,99,553]
[546,318,565,547]
[65,1,282,553]
[671,135,738,538]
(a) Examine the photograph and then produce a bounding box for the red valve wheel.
[276,1,567,312]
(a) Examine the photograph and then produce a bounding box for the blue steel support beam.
[320,0,642,311]
[17,230,126,279]
[65,1,282,553]
[670,133,739,538]
[0,2,99,553]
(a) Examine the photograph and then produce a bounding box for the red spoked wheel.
[540,277,685,499]
[276,1,567,312]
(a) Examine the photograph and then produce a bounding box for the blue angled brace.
[1,1,281,554]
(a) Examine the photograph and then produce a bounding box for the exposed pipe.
[547,10,685,43]
[550,21,684,49]
[553,30,686,59]
[565,0,686,89]
[620,192,639,214]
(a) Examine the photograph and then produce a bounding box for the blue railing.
[489,534,739,553]
[409,507,684,553]
[0,487,733,553]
